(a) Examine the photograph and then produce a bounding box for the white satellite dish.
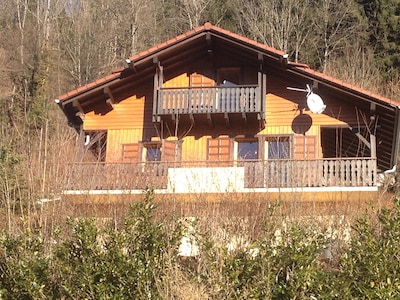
[287,84,326,114]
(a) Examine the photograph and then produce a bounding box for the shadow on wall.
[292,113,312,134]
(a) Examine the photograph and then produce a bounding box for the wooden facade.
[56,23,400,199]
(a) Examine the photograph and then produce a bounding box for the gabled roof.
[57,22,400,110]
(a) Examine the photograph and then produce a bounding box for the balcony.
[153,85,263,124]
[64,158,377,192]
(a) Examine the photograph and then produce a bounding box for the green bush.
[337,198,400,298]
[0,229,50,299]
[197,217,328,299]
[0,190,182,299]
[2,194,400,299]
[52,190,181,299]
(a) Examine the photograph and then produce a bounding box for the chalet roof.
[56,22,400,109]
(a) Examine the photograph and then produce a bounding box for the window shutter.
[207,138,232,165]
[294,135,317,159]
[162,140,182,162]
[122,143,140,162]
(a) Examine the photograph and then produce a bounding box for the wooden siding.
[181,136,209,161]
[106,129,143,162]
[84,95,146,131]
[265,93,348,128]
[163,72,190,88]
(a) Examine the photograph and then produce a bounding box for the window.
[237,139,258,160]
[144,143,162,161]
[266,137,290,159]
[122,139,182,163]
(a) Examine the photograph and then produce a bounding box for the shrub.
[196,207,329,299]
[52,190,181,299]
[0,229,50,299]
[337,197,400,298]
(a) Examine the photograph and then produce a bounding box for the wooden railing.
[156,85,260,115]
[65,158,377,191]
[243,158,377,188]
[65,162,169,190]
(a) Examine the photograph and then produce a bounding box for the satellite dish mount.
[287,84,326,114]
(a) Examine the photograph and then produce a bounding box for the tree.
[311,0,368,72]
[231,0,313,63]
[358,0,400,77]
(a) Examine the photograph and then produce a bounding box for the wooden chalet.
[56,22,400,201]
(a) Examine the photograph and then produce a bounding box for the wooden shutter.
[294,135,317,159]
[122,143,140,162]
[162,140,181,162]
[207,137,232,166]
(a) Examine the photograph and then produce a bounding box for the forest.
[1,0,400,298]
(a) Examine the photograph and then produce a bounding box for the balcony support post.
[207,112,213,127]
[242,111,247,124]
[224,112,230,127]
[152,57,163,122]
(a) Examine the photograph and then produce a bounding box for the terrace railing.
[156,85,261,116]
[65,158,377,191]
[243,158,377,188]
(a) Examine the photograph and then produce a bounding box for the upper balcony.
[153,85,264,125]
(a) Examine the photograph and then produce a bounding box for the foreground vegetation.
[1,191,400,299]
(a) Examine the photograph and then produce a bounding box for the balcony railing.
[155,85,261,116]
[64,158,377,191]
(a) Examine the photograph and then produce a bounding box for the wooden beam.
[206,32,213,58]
[104,86,116,108]
[312,80,319,91]
[370,133,377,158]
[206,32,212,46]
[72,100,84,114]
[75,111,85,121]
[207,112,213,127]
[370,102,376,114]
[349,126,371,149]
[105,99,114,108]
[152,61,160,123]
[261,72,267,120]
[258,53,263,63]
[224,112,230,127]
[242,111,247,123]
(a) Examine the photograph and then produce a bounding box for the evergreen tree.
[359,0,400,76]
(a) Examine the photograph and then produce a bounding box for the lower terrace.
[64,158,377,195]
